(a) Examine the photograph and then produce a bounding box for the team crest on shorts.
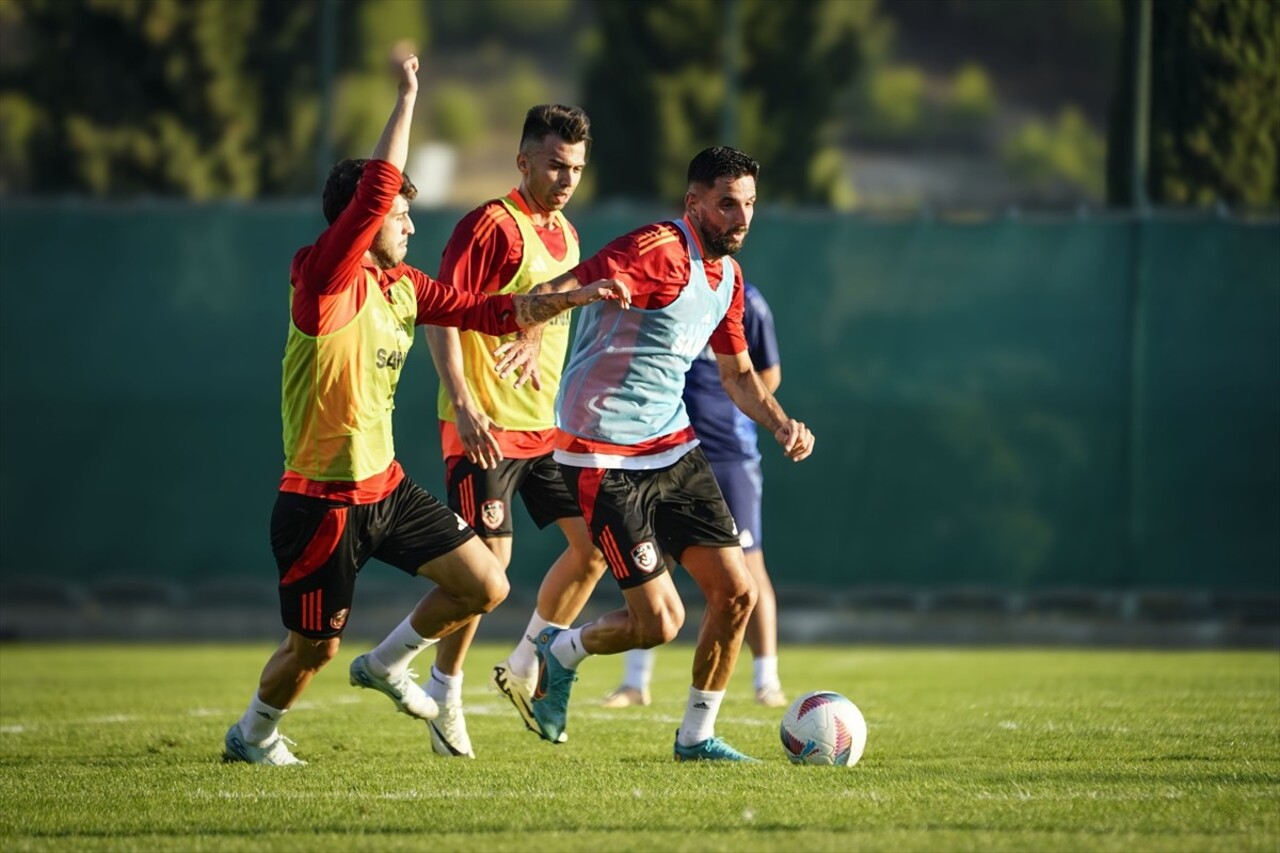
[481,500,505,531]
[329,608,350,630]
[631,541,658,573]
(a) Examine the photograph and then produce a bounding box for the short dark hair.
[687,146,760,188]
[322,158,418,224]
[519,104,591,157]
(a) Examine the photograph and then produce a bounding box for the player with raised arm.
[222,53,627,766]
[505,146,814,762]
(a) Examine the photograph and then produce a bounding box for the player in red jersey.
[418,105,607,757]
[507,147,814,761]
[222,53,628,766]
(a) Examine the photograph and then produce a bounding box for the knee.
[713,575,758,623]
[290,635,341,671]
[635,596,685,647]
[471,563,509,612]
[470,568,510,614]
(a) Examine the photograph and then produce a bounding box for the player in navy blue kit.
[600,282,788,708]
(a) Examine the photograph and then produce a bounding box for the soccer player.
[418,105,606,758]
[601,280,788,710]
[222,54,629,766]
[508,146,815,762]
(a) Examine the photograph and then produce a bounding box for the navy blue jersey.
[683,283,779,463]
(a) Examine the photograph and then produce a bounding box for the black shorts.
[561,446,740,590]
[445,453,580,538]
[270,476,475,638]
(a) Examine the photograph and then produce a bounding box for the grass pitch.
[0,642,1276,852]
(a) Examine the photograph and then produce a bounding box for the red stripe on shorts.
[575,467,605,530]
[599,526,629,581]
[459,476,474,527]
[301,589,322,632]
[280,507,348,586]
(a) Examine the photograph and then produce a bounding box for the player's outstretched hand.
[494,327,543,391]
[775,419,814,461]
[570,278,631,309]
[392,42,419,95]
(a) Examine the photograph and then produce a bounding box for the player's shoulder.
[628,220,684,256]
[448,198,519,249]
[473,198,517,233]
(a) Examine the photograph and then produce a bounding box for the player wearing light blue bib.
[603,282,788,709]
[512,147,815,763]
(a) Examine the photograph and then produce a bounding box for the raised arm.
[716,350,814,461]
[372,50,419,169]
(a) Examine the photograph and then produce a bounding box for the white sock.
[678,687,725,747]
[369,615,438,675]
[238,693,286,745]
[624,647,656,691]
[549,627,589,670]
[509,611,562,679]
[426,666,463,707]
[753,655,780,691]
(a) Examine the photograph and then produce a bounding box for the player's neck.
[518,185,556,228]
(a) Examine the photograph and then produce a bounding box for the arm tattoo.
[514,291,577,328]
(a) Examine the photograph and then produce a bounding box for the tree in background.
[0,0,312,197]
[581,0,872,205]
[0,0,426,199]
[1109,0,1280,207]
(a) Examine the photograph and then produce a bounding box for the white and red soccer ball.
[779,690,867,766]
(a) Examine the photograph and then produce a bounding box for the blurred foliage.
[1150,0,1280,206]
[1,0,1272,209]
[1109,0,1280,208]
[1003,107,1107,201]
[581,0,874,206]
[492,59,552,135]
[0,0,427,198]
[860,65,927,138]
[430,83,486,148]
[0,0,316,197]
[879,0,1122,112]
[946,63,997,127]
[430,0,573,42]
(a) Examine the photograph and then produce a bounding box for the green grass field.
[0,642,1276,852]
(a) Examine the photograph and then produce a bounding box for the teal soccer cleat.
[672,730,761,763]
[530,627,578,743]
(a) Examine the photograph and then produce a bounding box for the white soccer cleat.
[223,722,306,766]
[349,653,439,721]
[428,703,475,759]
[490,657,567,742]
[755,684,788,708]
[601,684,651,708]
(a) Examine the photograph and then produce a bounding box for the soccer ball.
[779,690,867,766]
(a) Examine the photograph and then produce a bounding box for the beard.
[369,233,405,269]
[704,225,748,257]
